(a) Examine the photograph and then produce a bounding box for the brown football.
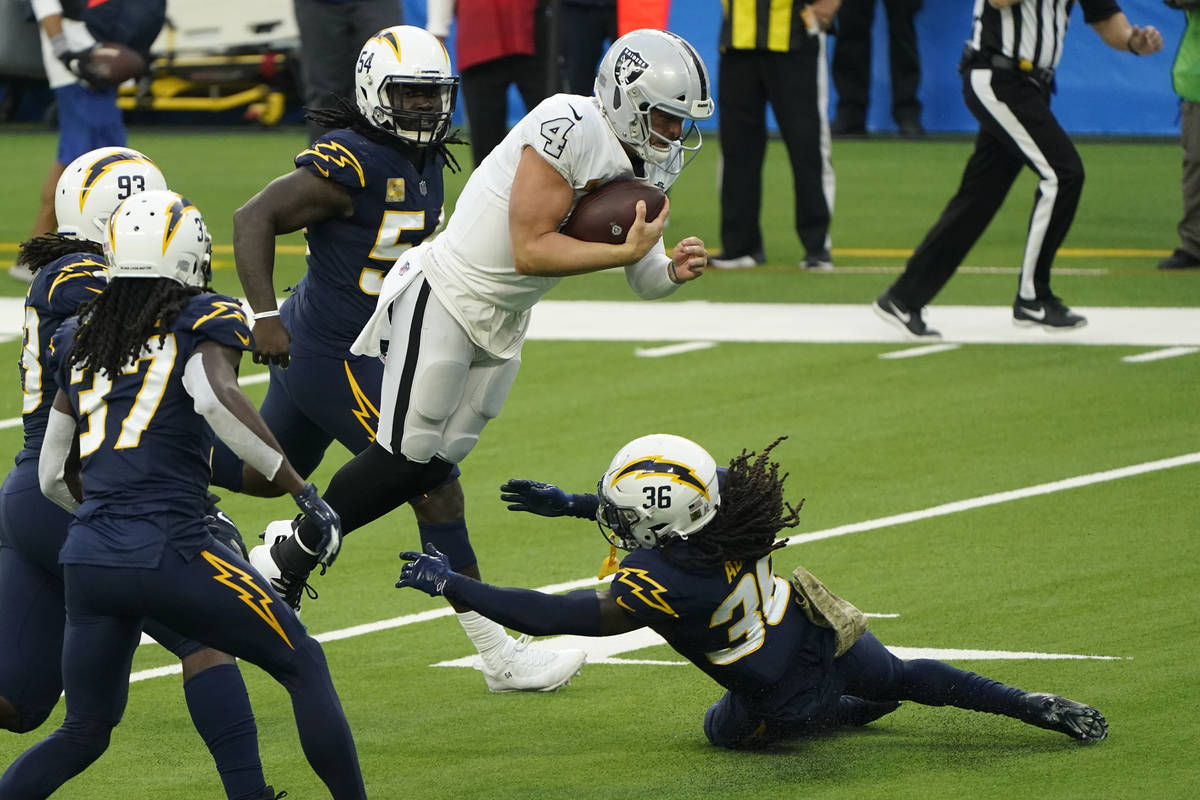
[561,180,668,245]
[85,42,147,87]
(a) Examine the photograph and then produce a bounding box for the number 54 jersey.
[288,129,446,357]
[610,546,840,721]
[48,293,253,568]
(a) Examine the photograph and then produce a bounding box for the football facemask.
[354,25,459,145]
[596,433,720,551]
[594,29,714,174]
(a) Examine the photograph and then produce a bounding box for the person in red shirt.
[427,0,550,166]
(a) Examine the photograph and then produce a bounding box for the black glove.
[499,478,599,520]
[293,483,341,569]
[50,34,103,88]
[396,543,453,597]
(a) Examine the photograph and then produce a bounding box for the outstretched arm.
[397,546,643,636]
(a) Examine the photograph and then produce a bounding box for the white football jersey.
[416,93,681,358]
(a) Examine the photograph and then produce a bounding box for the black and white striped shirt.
[968,0,1120,71]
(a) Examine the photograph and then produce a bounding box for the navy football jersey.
[611,545,838,719]
[49,292,253,567]
[16,254,107,467]
[287,129,445,356]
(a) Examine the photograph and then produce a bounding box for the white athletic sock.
[457,611,510,661]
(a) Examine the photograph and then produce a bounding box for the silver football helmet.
[597,433,721,551]
[55,147,168,243]
[354,25,459,145]
[594,28,714,173]
[103,190,212,287]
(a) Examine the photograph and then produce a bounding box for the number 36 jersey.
[288,129,446,357]
[610,545,839,720]
[49,292,253,568]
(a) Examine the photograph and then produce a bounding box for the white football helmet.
[55,147,168,243]
[597,433,721,551]
[594,29,714,173]
[103,190,212,287]
[354,25,459,144]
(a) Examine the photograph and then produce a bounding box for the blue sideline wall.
[408,0,1185,137]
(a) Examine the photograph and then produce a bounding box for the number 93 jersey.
[289,129,445,357]
[48,293,253,568]
[610,546,838,720]
[17,254,107,465]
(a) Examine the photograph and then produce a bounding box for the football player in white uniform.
[256,28,714,692]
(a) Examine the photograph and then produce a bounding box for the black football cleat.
[873,289,941,339]
[256,787,287,800]
[1157,247,1200,270]
[1019,693,1108,743]
[1013,295,1087,330]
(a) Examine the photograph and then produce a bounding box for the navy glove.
[397,543,453,597]
[293,483,341,569]
[49,35,104,88]
[499,478,599,520]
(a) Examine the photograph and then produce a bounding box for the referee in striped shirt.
[874,0,1162,339]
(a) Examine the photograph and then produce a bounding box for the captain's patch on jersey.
[386,178,405,203]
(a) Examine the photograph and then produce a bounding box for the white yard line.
[878,343,961,359]
[1121,346,1200,364]
[634,341,717,358]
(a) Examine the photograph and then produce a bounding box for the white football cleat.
[248,520,312,613]
[478,635,587,693]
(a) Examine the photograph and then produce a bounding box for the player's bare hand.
[251,315,291,367]
[624,195,670,262]
[670,236,707,283]
[1129,25,1163,55]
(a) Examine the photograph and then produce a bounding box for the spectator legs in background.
[1161,98,1200,269]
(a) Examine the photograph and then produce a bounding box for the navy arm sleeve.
[442,578,606,637]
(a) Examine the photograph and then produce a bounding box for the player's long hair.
[69,278,202,379]
[306,95,465,174]
[662,437,801,571]
[18,234,104,272]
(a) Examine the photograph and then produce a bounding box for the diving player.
[0,149,282,800]
[256,28,714,690]
[0,191,365,799]
[223,25,585,691]
[398,434,1110,749]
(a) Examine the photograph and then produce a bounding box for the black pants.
[890,68,1084,309]
[831,0,922,126]
[461,54,547,168]
[718,43,833,260]
[559,1,617,96]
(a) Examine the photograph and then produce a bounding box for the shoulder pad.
[178,293,254,351]
[47,315,81,383]
[296,130,370,189]
[42,256,107,316]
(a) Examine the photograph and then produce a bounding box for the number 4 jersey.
[610,545,840,722]
[48,292,253,568]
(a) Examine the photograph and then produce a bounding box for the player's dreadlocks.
[17,233,104,273]
[305,95,465,174]
[662,437,802,571]
[69,278,202,379]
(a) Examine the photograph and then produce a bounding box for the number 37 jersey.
[48,292,253,566]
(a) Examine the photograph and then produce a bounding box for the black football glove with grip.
[397,543,454,597]
[499,479,600,520]
[293,483,342,569]
[49,33,105,88]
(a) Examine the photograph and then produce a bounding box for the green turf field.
[0,125,1197,799]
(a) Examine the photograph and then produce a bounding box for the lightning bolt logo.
[373,29,402,62]
[78,149,146,214]
[299,142,366,187]
[201,549,294,649]
[161,195,199,256]
[343,360,380,441]
[48,259,106,302]
[193,300,249,332]
[613,567,678,617]
[611,456,710,499]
